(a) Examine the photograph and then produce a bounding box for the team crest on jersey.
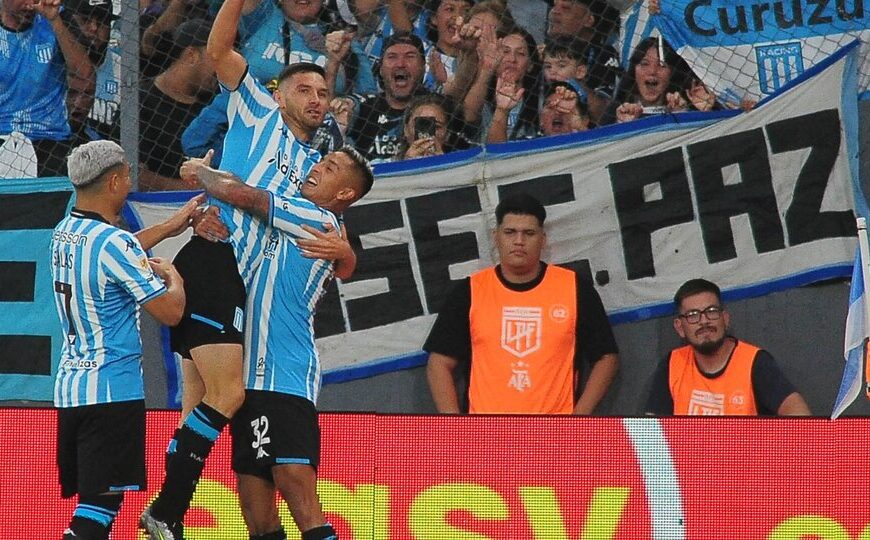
[755,42,804,95]
[139,257,149,270]
[36,44,53,64]
[264,231,279,260]
[501,307,542,358]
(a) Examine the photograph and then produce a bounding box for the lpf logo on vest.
[688,389,725,415]
[501,307,542,358]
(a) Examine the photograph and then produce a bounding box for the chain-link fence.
[0,0,866,184]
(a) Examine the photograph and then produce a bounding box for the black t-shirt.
[643,340,799,415]
[139,78,209,178]
[347,91,428,162]
[585,42,621,98]
[424,262,619,375]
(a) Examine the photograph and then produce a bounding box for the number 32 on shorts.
[251,415,271,458]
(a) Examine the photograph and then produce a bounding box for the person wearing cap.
[62,0,114,65]
[332,31,429,162]
[643,279,811,416]
[0,0,95,177]
[51,140,199,539]
[137,17,217,191]
[63,0,121,145]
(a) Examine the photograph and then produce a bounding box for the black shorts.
[57,400,146,498]
[231,391,320,480]
[169,236,246,358]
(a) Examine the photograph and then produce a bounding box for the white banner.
[127,44,863,387]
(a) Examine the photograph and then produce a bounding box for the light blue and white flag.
[653,0,870,102]
[832,237,870,419]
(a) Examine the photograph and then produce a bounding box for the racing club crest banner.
[653,0,870,101]
[120,44,866,405]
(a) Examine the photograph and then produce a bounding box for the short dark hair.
[337,146,375,199]
[277,62,326,86]
[674,279,722,309]
[543,36,588,65]
[495,193,546,226]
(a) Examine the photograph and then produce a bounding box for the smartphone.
[641,105,668,115]
[414,116,437,140]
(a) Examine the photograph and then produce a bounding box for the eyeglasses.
[678,305,723,324]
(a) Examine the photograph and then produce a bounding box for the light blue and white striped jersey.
[216,69,321,288]
[51,209,167,408]
[617,1,660,71]
[243,194,340,403]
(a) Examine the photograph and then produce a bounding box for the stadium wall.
[2,409,869,539]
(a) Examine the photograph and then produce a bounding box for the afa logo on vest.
[501,307,542,358]
[508,361,532,392]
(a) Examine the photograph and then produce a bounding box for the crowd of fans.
[0,0,744,185]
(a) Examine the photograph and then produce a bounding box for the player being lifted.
[142,0,358,537]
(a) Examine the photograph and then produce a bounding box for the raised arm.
[141,0,187,59]
[486,76,522,144]
[387,0,414,33]
[463,24,501,124]
[38,0,95,82]
[208,0,248,89]
[442,17,479,101]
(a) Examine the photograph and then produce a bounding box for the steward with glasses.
[644,279,811,416]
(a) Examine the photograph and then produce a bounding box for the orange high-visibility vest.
[467,266,577,414]
[668,340,760,415]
